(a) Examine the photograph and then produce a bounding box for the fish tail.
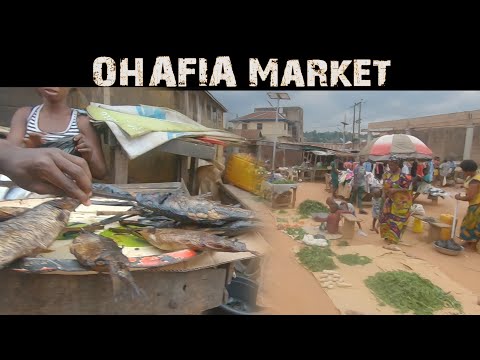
[108,262,146,303]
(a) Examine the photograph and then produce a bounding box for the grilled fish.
[0,207,29,222]
[91,183,257,225]
[199,220,262,237]
[137,228,258,255]
[0,198,80,269]
[135,192,256,225]
[70,231,145,302]
[91,183,136,201]
[176,220,261,237]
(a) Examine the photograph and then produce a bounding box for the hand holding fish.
[0,140,93,206]
[74,134,93,161]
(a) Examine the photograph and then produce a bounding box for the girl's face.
[37,87,71,103]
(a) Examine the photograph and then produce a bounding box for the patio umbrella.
[359,134,433,161]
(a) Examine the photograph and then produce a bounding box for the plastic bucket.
[412,218,424,233]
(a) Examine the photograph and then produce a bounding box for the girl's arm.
[6,107,32,147]
[76,115,107,180]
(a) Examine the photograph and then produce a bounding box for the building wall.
[471,126,480,163]
[256,144,303,167]
[411,128,465,162]
[367,110,480,164]
[254,106,304,142]
[231,121,290,140]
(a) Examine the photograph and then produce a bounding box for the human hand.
[74,134,93,161]
[23,133,46,148]
[1,146,93,206]
[454,193,461,200]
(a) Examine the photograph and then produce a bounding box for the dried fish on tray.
[0,207,29,222]
[92,183,257,226]
[119,216,178,229]
[135,228,259,255]
[0,198,80,269]
[135,193,256,226]
[70,231,145,302]
[181,220,263,237]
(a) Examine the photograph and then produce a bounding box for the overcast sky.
[210,91,480,132]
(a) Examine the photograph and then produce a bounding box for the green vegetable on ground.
[297,200,329,217]
[337,253,372,266]
[276,218,288,223]
[337,240,350,247]
[365,271,464,315]
[296,246,337,272]
[285,227,308,240]
[277,210,288,214]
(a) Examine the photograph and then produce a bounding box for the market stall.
[0,183,269,315]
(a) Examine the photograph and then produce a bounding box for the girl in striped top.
[7,87,107,180]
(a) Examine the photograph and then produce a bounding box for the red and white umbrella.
[360,134,433,161]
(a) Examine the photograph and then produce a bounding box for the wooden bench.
[340,213,363,240]
[412,215,452,242]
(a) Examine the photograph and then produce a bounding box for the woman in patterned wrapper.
[379,155,413,251]
[7,87,107,180]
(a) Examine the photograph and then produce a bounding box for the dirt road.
[251,181,480,314]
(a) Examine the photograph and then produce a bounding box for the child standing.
[370,187,382,233]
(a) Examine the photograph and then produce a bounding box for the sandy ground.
[250,181,480,315]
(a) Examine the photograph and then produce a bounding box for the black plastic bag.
[39,136,81,157]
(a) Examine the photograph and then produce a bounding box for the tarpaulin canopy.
[86,103,245,160]
[310,150,336,156]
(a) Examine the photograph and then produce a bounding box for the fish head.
[231,240,248,252]
[136,227,156,239]
[206,238,249,252]
[49,197,81,211]
[73,231,98,243]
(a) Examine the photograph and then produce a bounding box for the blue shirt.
[364,161,372,172]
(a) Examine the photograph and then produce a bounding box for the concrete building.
[254,106,304,142]
[367,110,480,163]
[228,106,304,143]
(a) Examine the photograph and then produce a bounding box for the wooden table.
[104,127,216,194]
[412,214,452,243]
[340,213,363,240]
[0,266,232,315]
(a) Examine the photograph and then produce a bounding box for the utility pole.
[341,113,348,151]
[357,99,363,150]
[350,100,363,147]
[352,104,356,142]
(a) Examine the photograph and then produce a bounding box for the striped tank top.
[25,104,80,142]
